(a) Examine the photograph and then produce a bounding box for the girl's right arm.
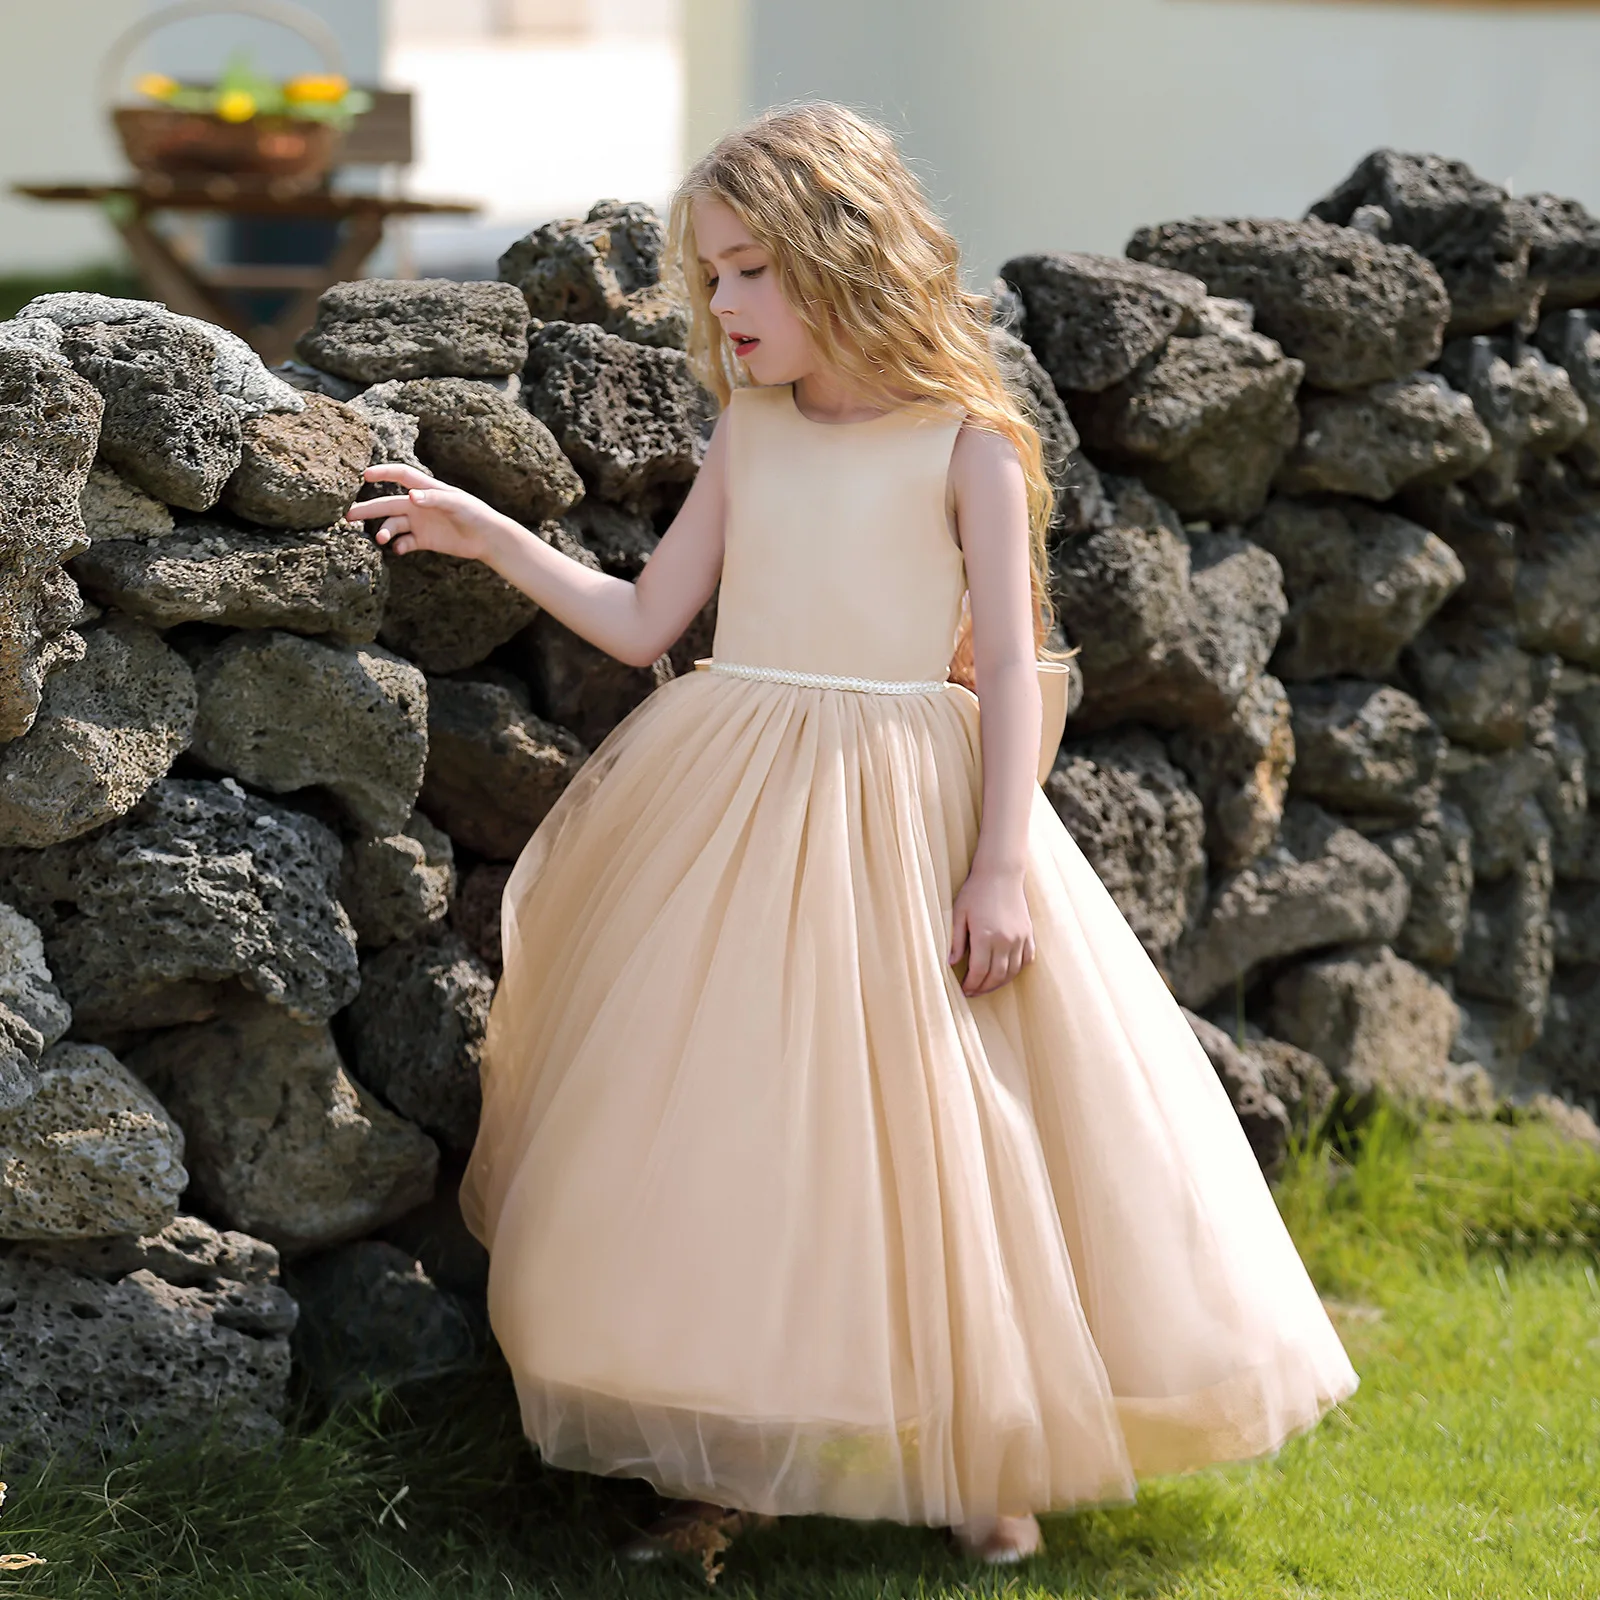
[345,410,731,669]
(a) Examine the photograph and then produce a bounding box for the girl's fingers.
[375,515,412,544]
[963,934,994,995]
[363,461,444,490]
[948,908,969,966]
[345,494,414,521]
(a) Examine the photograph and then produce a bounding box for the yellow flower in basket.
[215,89,257,123]
[284,73,350,105]
[135,72,180,102]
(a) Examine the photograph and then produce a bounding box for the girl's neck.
[791,368,894,425]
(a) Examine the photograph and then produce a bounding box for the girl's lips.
[732,335,760,357]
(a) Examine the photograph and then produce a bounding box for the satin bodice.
[709,384,968,683]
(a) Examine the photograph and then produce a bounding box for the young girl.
[348,102,1359,1568]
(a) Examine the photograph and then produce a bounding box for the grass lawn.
[2,1106,1597,1599]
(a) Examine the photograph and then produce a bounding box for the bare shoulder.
[949,418,1026,520]
[950,418,1023,482]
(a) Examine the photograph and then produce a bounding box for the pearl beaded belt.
[697,658,950,695]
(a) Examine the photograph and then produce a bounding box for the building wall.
[716,0,1600,281]
[0,0,383,275]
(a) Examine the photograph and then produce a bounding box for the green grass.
[2,1106,1598,1598]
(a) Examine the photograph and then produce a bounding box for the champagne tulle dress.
[457,382,1359,1526]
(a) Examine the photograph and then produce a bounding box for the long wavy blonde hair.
[667,101,1063,689]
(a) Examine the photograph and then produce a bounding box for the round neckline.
[784,383,904,428]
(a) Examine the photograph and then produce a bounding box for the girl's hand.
[949,866,1035,996]
[345,462,507,563]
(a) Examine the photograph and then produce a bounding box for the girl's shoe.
[951,1512,1044,1565]
[615,1500,773,1585]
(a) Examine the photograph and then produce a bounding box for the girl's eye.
[740,266,765,279]
[704,275,718,291]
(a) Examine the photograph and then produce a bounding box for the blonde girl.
[349,101,1357,1572]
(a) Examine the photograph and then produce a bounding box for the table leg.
[112,212,257,340]
[252,211,387,365]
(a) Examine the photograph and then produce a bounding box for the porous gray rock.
[1268,944,1464,1113]
[1454,840,1554,1054]
[340,810,455,949]
[377,548,543,673]
[1168,800,1410,1008]
[0,617,196,848]
[1287,680,1445,824]
[0,777,359,1035]
[0,1250,294,1469]
[1181,1008,1292,1174]
[69,518,387,643]
[1551,881,1600,966]
[1443,741,1558,881]
[1045,730,1207,957]
[374,1171,489,1297]
[1532,963,1600,1096]
[1403,620,1548,752]
[1126,215,1449,390]
[0,345,100,743]
[1374,804,1475,967]
[296,278,529,382]
[364,377,583,523]
[0,900,71,1053]
[1533,309,1600,480]
[0,1002,44,1113]
[219,391,374,530]
[1064,297,1304,523]
[559,497,658,577]
[1274,372,1492,500]
[523,320,713,510]
[449,860,512,976]
[1049,478,1285,733]
[1435,336,1587,507]
[998,251,1206,393]
[1505,481,1600,670]
[79,462,174,541]
[1168,673,1295,872]
[128,1004,438,1257]
[418,672,588,859]
[498,198,688,349]
[512,608,667,748]
[1525,193,1600,312]
[0,1042,186,1240]
[191,632,428,838]
[12,1211,282,1287]
[285,1239,479,1404]
[990,324,1109,536]
[1248,496,1464,680]
[16,291,305,420]
[345,930,493,1154]
[1307,149,1539,336]
[56,316,242,511]
[1393,478,1518,622]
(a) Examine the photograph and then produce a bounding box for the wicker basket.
[103,0,348,186]
[113,106,342,181]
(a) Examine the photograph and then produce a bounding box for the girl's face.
[692,196,816,387]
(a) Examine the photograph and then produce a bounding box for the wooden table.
[13,179,481,364]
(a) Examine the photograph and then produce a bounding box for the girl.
[348,102,1359,1569]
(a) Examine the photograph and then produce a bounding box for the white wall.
[0,0,383,275]
[733,0,1600,282]
[386,0,684,275]
[0,2,144,273]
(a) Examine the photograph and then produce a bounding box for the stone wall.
[2,163,1598,1467]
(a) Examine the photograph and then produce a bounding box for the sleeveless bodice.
[709,384,968,683]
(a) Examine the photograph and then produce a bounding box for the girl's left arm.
[949,422,1042,997]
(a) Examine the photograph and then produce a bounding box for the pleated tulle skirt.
[456,671,1359,1525]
